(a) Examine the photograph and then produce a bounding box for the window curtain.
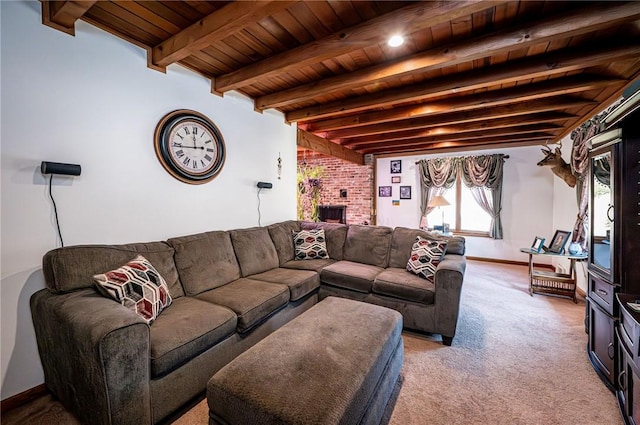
[569,99,620,248]
[417,158,457,229]
[459,154,506,239]
[418,154,506,239]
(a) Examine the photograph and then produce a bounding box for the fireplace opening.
[318,205,346,224]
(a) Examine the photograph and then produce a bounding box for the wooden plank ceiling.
[42,1,640,163]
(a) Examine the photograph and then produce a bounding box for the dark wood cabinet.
[616,295,640,425]
[585,91,640,424]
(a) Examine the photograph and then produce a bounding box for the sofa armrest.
[433,256,466,339]
[30,288,151,425]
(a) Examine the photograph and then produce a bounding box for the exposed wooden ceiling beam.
[352,125,558,151]
[307,93,594,133]
[150,1,295,72]
[287,44,637,123]
[360,133,552,155]
[297,130,363,165]
[327,111,574,141]
[374,139,549,157]
[41,1,97,36]
[341,122,563,147]
[214,1,501,93]
[257,2,640,110]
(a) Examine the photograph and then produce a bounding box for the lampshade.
[428,195,450,208]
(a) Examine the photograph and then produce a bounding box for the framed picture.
[400,186,411,199]
[391,176,401,184]
[548,230,571,254]
[390,160,401,174]
[531,236,545,253]
[379,186,392,197]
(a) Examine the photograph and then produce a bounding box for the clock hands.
[172,142,204,150]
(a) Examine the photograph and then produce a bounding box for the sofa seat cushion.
[373,267,435,304]
[150,296,237,378]
[249,268,320,301]
[281,258,336,273]
[197,278,289,333]
[320,260,383,293]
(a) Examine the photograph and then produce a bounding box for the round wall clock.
[154,109,226,184]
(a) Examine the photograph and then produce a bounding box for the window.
[427,175,491,235]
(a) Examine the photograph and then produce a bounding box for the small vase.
[568,242,582,255]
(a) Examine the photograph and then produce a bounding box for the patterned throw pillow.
[293,229,330,260]
[406,236,448,282]
[93,255,172,325]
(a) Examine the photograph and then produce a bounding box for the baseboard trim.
[1,383,48,414]
[466,256,555,270]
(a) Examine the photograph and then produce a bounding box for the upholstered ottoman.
[207,296,403,425]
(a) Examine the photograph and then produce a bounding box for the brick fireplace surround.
[298,154,374,225]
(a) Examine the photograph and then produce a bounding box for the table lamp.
[428,195,450,230]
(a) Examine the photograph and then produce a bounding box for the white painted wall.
[1,1,296,399]
[376,146,560,265]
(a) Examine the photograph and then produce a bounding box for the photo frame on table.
[400,186,411,199]
[531,236,545,253]
[390,160,402,174]
[391,176,401,184]
[379,186,392,197]
[548,230,571,254]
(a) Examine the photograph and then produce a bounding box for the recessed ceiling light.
[387,35,404,48]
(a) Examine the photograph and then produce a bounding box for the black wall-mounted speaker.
[257,181,273,189]
[41,161,82,176]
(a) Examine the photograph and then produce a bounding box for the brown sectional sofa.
[30,220,466,425]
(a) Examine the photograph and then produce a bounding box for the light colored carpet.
[2,261,621,424]
[175,261,620,425]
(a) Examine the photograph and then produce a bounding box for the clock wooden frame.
[154,109,226,184]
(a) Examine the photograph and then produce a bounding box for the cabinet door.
[619,334,640,425]
[631,365,640,425]
[589,299,616,387]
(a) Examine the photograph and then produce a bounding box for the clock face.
[154,110,225,184]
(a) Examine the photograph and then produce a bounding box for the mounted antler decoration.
[537,142,577,188]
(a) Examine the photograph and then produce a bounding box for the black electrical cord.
[257,187,263,226]
[48,174,64,247]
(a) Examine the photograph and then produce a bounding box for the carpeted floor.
[3,260,622,425]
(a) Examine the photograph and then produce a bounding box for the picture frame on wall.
[390,160,401,174]
[400,186,411,199]
[379,186,392,197]
[548,230,571,253]
[391,176,401,184]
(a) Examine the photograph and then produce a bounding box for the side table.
[519,248,587,303]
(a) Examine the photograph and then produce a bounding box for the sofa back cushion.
[301,221,347,260]
[267,221,301,265]
[230,227,279,276]
[167,231,241,295]
[42,242,184,298]
[389,227,466,268]
[343,225,392,267]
